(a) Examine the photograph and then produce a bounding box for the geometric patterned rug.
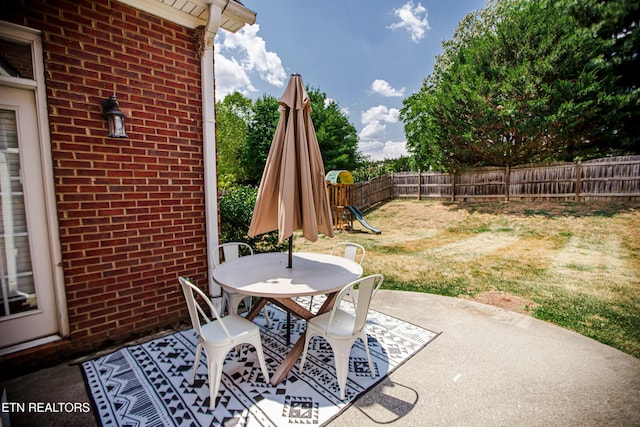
[81,297,438,426]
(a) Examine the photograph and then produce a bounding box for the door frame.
[0,21,68,353]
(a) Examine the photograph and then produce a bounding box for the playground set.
[325,170,381,234]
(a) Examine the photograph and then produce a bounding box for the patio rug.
[81,298,438,426]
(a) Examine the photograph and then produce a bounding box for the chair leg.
[263,306,271,328]
[361,332,375,378]
[208,358,224,410]
[190,343,203,385]
[235,343,243,357]
[299,333,314,373]
[242,296,252,312]
[329,339,357,400]
[248,335,270,383]
[221,292,229,315]
[224,291,253,315]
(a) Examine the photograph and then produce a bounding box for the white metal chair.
[299,274,384,400]
[331,242,366,266]
[332,242,383,298]
[308,242,367,311]
[215,242,270,327]
[178,277,270,409]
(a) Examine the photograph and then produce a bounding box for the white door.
[0,85,59,347]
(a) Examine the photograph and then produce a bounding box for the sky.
[214,0,487,161]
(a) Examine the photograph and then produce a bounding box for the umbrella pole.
[286,235,293,342]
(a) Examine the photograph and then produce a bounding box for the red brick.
[0,0,207,373]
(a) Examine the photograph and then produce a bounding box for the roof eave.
[116,0,256,32]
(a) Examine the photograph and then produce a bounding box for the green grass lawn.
[294,199,640,358]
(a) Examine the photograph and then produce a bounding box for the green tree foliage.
[240,86,360,184]
[216,92,252,188]
[306,86,359,171]
[569,0,640,153]
[401,0,640,171]
[243,95,281,184]
[352,157,412,181]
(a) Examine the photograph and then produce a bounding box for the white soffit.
[117,0,256,32]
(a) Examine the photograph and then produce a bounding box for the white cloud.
[361,105,400,126]
[359,139,408,161]
[371,79,405,97]
[387,1,431,43]
[360,120,387,141]
[359,139,385,159]
[213,53,257,99]
[358,105,407,160]
[380,140,409,159]
[215,24,287,98]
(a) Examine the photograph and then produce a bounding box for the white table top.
[212,252,363,298]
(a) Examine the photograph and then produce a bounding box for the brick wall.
[1,0,211,369]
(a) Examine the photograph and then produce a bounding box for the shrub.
[219,185,288,253]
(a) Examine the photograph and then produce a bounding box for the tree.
[401,0,639,171]
[243,95,280,184]
[352,156,412,181]
[568,0,640,154]
[306,86,359,171]
[216,92,252,187]
[242,86,360,184]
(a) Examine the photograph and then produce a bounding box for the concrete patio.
[2,290,639,426]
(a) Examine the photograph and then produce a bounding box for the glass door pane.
[0,109,36,317]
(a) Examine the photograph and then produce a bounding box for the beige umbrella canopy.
[248,73,334,267]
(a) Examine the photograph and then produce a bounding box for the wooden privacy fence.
[352,175,394,211]
[350,156,640,210]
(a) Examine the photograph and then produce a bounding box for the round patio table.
[212,251,363,384]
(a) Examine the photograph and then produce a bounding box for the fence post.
[390,174,394,200]
[417,171,422,200]
[505,165,510,202]
[575,160,582,202]
[450,169,456,202]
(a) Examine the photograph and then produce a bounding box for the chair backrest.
[213,242,253,268]
[179,277,232,340]
[331,242,366,265]
[327,274,384,334]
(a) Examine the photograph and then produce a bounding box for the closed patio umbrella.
[248,73,333,267]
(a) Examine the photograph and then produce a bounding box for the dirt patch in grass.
[468,291,540,315]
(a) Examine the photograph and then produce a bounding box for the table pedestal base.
[246,293,339,385]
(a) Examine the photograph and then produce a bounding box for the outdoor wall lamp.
[101,95,128,138]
